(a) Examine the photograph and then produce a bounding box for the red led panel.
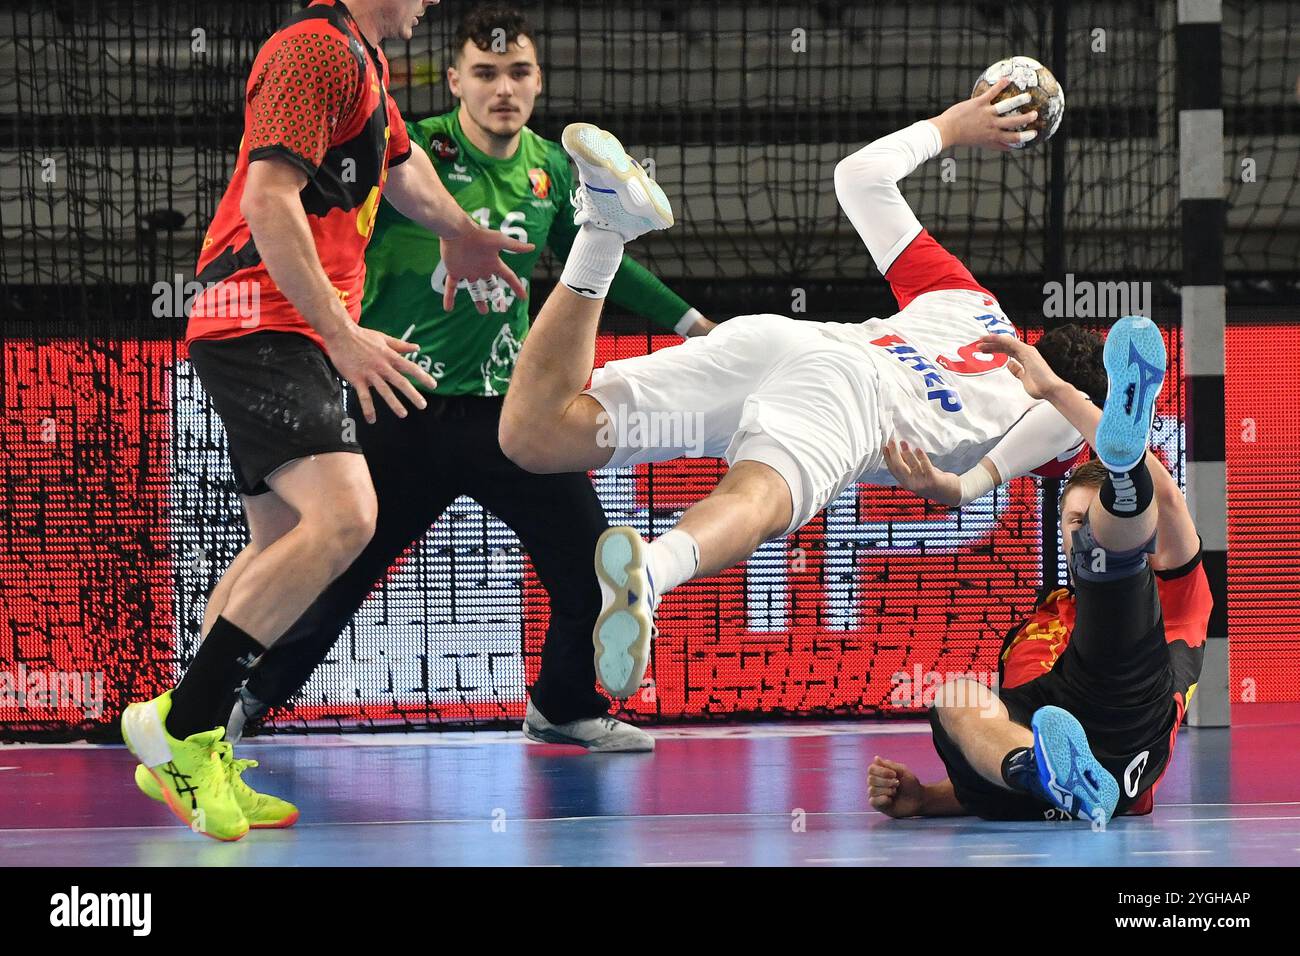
[1225,325,1300,702]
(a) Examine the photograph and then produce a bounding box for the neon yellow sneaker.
[134,740,299,829]
[120,690,249,842]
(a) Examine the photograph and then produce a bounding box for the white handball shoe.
[521,699,655,753]
[561,123,674,242]
[592,526,659,699]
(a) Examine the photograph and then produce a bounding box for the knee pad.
[1069,515,1156,583]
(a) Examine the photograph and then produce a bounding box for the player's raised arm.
[982,332,1200,571]
[833,78,1037,306]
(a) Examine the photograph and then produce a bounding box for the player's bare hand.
[868,756,926,818]
[975,334,1067,401]
[441,227,535,314]
[931,76,1039,151]
[325,326,438,424]
[883,439,963,507]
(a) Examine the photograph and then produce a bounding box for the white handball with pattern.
[972,56,1066,149]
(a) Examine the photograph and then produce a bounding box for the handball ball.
[971,56,1065,149]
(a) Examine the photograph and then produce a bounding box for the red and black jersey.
[186,0,412,349]
[999,553,1213,814]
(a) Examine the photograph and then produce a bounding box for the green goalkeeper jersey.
[361,109,693,396]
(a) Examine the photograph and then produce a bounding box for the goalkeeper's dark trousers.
[241,390,612,726]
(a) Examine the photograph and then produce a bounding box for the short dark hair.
[1061,457,1108,502]
[1037,323,1106,408]
[453,5,535,63]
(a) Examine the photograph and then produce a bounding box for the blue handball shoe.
[1030,705,1121,828]
[1095,315,1166,471]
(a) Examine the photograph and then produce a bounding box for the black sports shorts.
[187,331,360,496]
[931,518,1179,821]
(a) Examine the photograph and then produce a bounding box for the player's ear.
[447,65,461,98]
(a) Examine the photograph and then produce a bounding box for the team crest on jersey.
[528,167,551,199]
[430,133,459,161]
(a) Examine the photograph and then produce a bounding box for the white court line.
[0,722,938,751]
[806,856,890,863]
[1160,801,1300,808]
[0,809,881,834]
[1165,815,1300,823]
[6,809,1300,836]
[967,853,1050,860]
[1131,849,1215,856]
[644,860,726,867]
[1,824,179,833]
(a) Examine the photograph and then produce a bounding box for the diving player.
[499,81,1106,699]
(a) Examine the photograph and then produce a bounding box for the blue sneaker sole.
[1096,315,1166,470]
[593,527,654,699]
[1031,705,1120,827]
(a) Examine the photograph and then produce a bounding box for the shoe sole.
[1031,705,1120,827]
[1097,315,1166,471]
[561,122,674,229]
[121,701,248,842]
[521,721,655,753]
[132,765,298,829]
[592,526,654,699]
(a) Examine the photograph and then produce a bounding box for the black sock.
[1001,746,1039,793]
[1100,455,1154,518]
[167,616,264,741]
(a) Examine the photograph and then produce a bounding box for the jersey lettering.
[934,313,1017,375]
[869,333,963,412]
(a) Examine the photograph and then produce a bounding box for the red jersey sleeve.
[884,227,997,310]
[1031,442,1089,479]
[246,28,362,177]
[1155,555,1213,649]
[386,93,412,167]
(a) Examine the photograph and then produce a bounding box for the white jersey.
[816,288,1063,484]
[586,118,1087,535]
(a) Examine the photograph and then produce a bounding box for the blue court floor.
[2,703,1297,866]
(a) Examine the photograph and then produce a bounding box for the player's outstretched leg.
[500,123,673,474]
[1027,314,1168,828]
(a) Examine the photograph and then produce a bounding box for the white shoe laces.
[571,185,610,230]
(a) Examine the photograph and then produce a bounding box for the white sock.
[560,225,624,299]
[646,529,700,598]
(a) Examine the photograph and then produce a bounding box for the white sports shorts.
[585,314,886,535]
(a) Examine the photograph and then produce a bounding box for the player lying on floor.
[499,80,1104,699]
[866,318,1211,826]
